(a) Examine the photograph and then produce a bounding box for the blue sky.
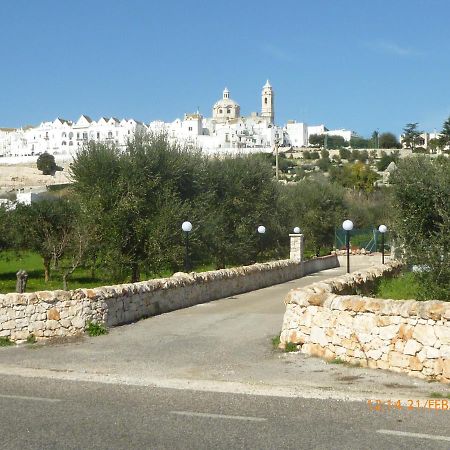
[1,0,449,136]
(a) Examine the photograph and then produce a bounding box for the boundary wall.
[280,261,450,383]
[0,255,338,343]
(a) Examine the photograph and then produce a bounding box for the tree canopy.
[390,156,450,300]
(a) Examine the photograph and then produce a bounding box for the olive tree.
[390,156,450,300]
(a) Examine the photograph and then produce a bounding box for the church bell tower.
[261,80,274,124]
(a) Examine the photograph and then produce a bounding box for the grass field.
[0,251,111,294]
[0,251,220,294]
[375,271,420,300]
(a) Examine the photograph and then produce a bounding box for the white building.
[306,125,356,143]
[148,81,281,154]
[284,121,308,147]
[0,116,146,161]
[0,80,356,160]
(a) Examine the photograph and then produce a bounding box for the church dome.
[212,87,240,121]
[213,97,240,109]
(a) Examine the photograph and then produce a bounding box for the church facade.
[149,81,280,154]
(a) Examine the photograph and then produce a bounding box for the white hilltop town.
[0,81,358,164]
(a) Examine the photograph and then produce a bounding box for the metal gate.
[335,227,389,252]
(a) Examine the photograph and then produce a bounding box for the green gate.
[335,227,390,252]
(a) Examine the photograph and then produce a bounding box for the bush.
[86,321,108,336]
[390,157,449,300]
[37,152,57,175]
[0,337,13,346]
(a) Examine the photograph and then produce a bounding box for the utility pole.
[275,140,279,180]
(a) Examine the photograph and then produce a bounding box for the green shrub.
[375,272,420,300]
[271,335,281,349]
[26,334,37,344]
[86,321,108,337]
[0,336,13,347]
[284,342,298,352]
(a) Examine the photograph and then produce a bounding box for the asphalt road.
[0,376,449,450]
[1,255,449,449]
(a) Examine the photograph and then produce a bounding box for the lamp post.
[378,224,387,264]
[182,221,192,272]
[342,219,354,273]
[293,226,301,234]
[257,225,266,261]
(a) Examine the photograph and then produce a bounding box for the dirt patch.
[0,163,71,193]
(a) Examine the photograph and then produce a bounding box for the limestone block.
[353,314,377,334]
[403,339,422,356]
[335,325,352,339]
[310,326,329,347]
[288,330,308,345]
[379,324,400,340]
[60,319,71,328]
[46,320,59,330]
[366,349,383,360]
[409,356,423,371]
[25,305,36,315]
[416,349,427,363]
[426,347,440,359]
[422,367,435,376]
[394,340,405,352]
[334,346,346,356]
[433,358,444,375]
[376,360,390,370]
[71,317,85,329]
[435,326,450,345]
[364,337,382,351]
[47,308,60,321]
[388,351,410,368]
[312,307,332,323]
[323,348,336,360]
[11,330,29,341]
[337,312,353,328]
[442,360,450,379]
[412,325,437,347]
[398,324,413,341]
[0,330,11,337]
[356,332,373,346]
[2,320,15,330]
[367,359,377,369]
[440,345,450,358]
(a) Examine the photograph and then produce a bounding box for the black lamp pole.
[378,225,387,264]
[184,231,189,272]
[182,221,192,272]
[346,230,350,273]
[342,220,353,274]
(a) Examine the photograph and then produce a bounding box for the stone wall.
[280,261,450,383]
[0,255,339,343]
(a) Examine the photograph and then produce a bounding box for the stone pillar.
[16,269,28,293]
[289,234,304,262]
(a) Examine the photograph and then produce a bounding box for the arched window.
[69,141,73,146]
[69,132,73,139]
[219,109,222,114]
[227,109,231,114]
[62,132,67,138]
[265,97,268,104]
[62,141,67,146]
[108,131,113,139]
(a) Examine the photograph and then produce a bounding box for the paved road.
[1,255,449,448]
[1,376,449,450]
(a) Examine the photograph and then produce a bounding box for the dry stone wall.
[280,261,450,383]
[0,255,339,344]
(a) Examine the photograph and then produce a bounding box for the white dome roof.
[213,98,240,109]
